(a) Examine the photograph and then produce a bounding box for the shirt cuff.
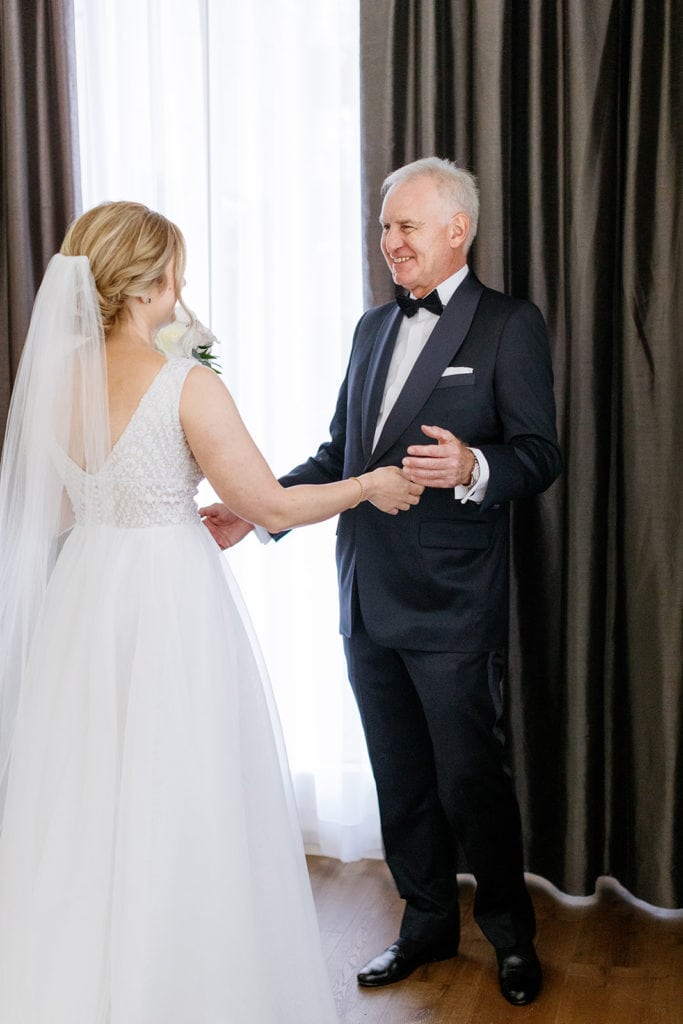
[253,524,272,544]
[453,448,489,504]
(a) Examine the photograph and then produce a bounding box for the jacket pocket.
[434,373,476,389]
[419,519,492,549]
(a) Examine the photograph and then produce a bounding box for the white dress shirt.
[376,267,489,504]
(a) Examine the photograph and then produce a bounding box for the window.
[74,0,381,860]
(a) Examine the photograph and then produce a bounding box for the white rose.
[155,317,194,358]
[155,305,219,368]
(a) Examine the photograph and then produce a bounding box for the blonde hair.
[60,201,187,332]
[382,157,480,252]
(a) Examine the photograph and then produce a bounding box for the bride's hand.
[199,503,254,548]
[361,467,424,515]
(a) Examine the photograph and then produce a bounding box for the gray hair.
[381,157,479,251]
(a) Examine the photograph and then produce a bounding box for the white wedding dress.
[0,357,338,1024]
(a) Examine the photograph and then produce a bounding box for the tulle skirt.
[0,520,337,1024]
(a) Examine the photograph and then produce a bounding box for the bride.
[0,201,422,1024]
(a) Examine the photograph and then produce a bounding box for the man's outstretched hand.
[199,503,254,549]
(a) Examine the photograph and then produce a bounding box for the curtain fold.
[0,0,81,437]
[360,0,682,907]
[609,0,683,904]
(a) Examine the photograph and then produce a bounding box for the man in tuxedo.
[201,157,561,1006]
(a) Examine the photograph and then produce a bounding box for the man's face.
[379,176,467,298]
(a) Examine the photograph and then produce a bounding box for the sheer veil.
[0,254,110,818]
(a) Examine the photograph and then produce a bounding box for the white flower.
[155,317,193,358]
[155,306,221,372]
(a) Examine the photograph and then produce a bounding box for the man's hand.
[199,503,254,549]
[402,425,475,488]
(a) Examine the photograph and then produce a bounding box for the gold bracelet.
[349,476,365,508]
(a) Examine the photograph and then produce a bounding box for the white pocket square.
[442,366,473,376]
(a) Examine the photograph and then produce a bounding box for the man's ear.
[449,212,470,250]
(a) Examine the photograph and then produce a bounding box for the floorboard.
[307,856,683,1024]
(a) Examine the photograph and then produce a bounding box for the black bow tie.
[395,289,444,318]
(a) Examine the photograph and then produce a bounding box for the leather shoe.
[357,937,458,987]
[496,944,543,1006]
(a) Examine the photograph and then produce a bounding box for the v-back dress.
[0,358,337,1024]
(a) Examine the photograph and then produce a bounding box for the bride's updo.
[61,201,187,333]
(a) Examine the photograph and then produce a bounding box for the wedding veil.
[0,254,110,815]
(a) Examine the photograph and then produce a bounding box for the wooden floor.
[307,856,683,1024]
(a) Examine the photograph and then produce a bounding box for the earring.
[144,297,152,305]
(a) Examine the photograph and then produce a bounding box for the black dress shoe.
[496,944,543,1006]
[357,937,458,987]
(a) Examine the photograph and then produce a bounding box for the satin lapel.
[361,305,403,461]
[370,273,484,465]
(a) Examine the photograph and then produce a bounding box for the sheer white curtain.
[74,0,382,861]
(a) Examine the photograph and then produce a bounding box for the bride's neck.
[106,320,155,351]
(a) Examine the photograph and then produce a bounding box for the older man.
[202,158,561,1006]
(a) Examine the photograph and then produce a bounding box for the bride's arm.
[180,365,422,533]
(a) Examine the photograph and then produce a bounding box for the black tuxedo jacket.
[280,272,561,651]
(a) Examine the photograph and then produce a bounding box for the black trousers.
[343,612,536,951]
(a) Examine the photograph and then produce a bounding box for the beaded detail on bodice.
[58,358,203,528]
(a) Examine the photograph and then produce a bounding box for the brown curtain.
[0,0,81,437]
[360,0,683,907]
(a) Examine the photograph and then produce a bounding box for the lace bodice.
[58,358,203,528]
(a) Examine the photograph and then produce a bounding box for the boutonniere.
[155,305,221,373]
